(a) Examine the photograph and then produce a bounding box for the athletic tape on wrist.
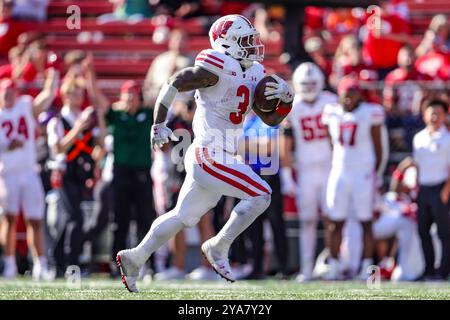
[156,83,178,109]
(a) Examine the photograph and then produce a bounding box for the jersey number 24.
[1,116,29,140]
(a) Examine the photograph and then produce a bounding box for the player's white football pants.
[132,144,271,265]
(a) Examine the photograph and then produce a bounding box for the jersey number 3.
[229,85,250,125]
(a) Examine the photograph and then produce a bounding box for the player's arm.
[83,53,110,113]
[389,156,415,193]
[371,124,383,173]
[321,104,333,149]
[252,101,292,127]
[151,66,218,148]
[32,67,59,118]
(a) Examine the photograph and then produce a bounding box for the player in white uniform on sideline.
[280,62,337,281]
[322,76,385,280]
[0,69,58,280]
[374,157,424,281]
[116,14,294,292]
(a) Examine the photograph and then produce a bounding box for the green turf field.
[0,278,448,300]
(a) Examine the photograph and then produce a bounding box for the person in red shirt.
[362,0,411,78]
[330,35,376,90]
[0,36,60,96]
[384,45,432,152]
[415,35,450,81]
[0,0,30,59]
[385,45,433,116]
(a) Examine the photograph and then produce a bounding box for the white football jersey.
[289,91,337,168]
[193,49,266,154]
[322,102,385,173]
[0,95,37,174]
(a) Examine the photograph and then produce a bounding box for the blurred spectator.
[97,0,153,24]
[0,35,60,96]
[362,0,411,78]
[47,77,105,274]
[304,6,326,33]
[330,35,374,89]
[12,0,49,22]
[385,0,410,22]
[0,68,58,279]
[384,45,432,151]
[0,0,30,58]
[384,45,432,116]
[415,27,450,81]
[153,0,204,18]
[51,50,92,109]
[143,29,193,106]
[325,8,360,35]
[413,98,450,280]
[98,80,156,270]
[416,14,449,58]
[304,37,332,79]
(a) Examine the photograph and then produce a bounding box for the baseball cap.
[120,80,141,95]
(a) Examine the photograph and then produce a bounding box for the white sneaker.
[154,267,185,281]
[201,239,235,282]
[116,250,141,293]
[296,273,313,282]
[2,265,17,279]
[297,262,314,282]
[2,259,17,279]
[323,258,342,281]
[187,266,220,281]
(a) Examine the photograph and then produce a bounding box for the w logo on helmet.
[211,19,233,41]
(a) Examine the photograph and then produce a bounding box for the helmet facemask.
[231,31,264,68]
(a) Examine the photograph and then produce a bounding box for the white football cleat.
[116,250,141,293]
[201,239,235,282]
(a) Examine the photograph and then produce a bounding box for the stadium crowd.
[0,0,449,282]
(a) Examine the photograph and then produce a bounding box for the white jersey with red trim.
[193,49,266,154]
[289,91,337,168]
[322,102,385,173]
[0,95,37,174]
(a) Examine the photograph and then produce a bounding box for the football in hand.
[253,75,281,113]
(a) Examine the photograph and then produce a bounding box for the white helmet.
[209,14,264,68]
[292,62,325,102]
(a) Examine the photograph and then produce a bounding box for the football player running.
[281,62,337,282]
[116,14,293,292]
[322,76,385,280]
